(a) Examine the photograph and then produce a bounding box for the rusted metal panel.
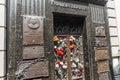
[23,46,44,59]
[24,60,49,79]
[95,38,107,47]
[23,16,44,45]
[97,61,110,73]
[95,26,106,36]
[21,0,45,16]
[95,48,109,61]
[90,4,105,23]
[99,72,110,80]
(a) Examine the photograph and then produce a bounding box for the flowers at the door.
[77,71,82,77]
[69,44,75,50]
[54,36,84,80]
[53,36,60,41]
[55,48,65,55]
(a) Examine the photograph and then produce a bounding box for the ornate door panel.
[53,13,89,80]
[54,35,85,80]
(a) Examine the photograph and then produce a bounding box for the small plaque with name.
[23,16,44,45]
[95,48,109,61]
[23,46,44,59]
[97,61,110,73]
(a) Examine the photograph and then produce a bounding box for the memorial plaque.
[99,72,110,80]
[23,16,44,45]
[95,38,107,47]
[95,48,109,61]
[24,60,49,79]
[95,26,105,36]
[23,46,44,59]
[97,61,110,73]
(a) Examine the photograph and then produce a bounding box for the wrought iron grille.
[54,13,85,35]
[54,13,90,80]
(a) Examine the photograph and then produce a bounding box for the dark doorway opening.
[53,13,90,80]
[54,13,85,35]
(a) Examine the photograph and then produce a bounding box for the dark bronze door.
[53,13,90,80]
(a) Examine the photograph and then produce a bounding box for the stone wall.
[0,0,6,80]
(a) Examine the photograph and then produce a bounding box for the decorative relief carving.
[23,16,44,45]
[95,26,105,36]
[16,60,49,79]
[95,38,107,47]
[99,72,110,80]
[24,60,49,79]
[95,48,109,61]
[23,46,44,59]
[50,0,88,10]
[97,61,110,73]
[28,18,40,29]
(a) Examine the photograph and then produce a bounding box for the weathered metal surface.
[97,61,110,73]
[54,0,107,6]
[15,61,33,79]
[21,0,45,16]
[95,26,106,36]
[16,59,49,79]
[95,38,107,47]
[90,4,105,23]
[24,60,49,79]
[23,46,44,59]
[50,0,88,10]
[99,72,110,80]
[95,48,109,61]
[23,16,44,45]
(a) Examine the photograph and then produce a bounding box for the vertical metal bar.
[35,0,38,15]
[21,0,25,15]
[27,0,29,15]
[33,0,35,15]
[43,0,45,17]
[91,6,94,23]
[99,8,102,23]
[97,7,100,23]
[37,0,40,16]
[66,36,72,80]
[101,7,105,23]
[31,0,34,15]
[39,0,42,16]
[95,7,98,23]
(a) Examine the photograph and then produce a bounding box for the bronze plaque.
[23,46,44,59]
[95,26,105,36]
[95,48,109,61]
[95,38,107,47]
[97,61,110,73]
[23,16,44,45]
[24,60,49,79]
[99,72,110,80]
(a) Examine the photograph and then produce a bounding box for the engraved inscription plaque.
[95,38,107,47]
[23,16,44,45]
[95,26,105,36]
[95,48,109,61]
[23,46,44,59]
[97,61,110,73]
[99,72,110,80]
[24,60,49,79]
